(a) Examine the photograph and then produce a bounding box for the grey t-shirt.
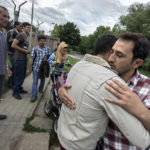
[14,33,28,61]
[0,31,7,75]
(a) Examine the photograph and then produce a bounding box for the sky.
[2,0,150,35]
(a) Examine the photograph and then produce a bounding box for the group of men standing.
[0,5,51,120]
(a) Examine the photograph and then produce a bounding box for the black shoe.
[0,114,7,120]
[20,90,28,94]
[30,97,36,103]
[39,90,43,94]
[13,94,22,100]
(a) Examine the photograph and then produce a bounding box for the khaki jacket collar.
[83,54,110,68]
[83,54,117,73]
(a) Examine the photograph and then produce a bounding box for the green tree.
[76,25,116,54]
[112,23,126,36]
[51,24,62,37]
[87,26,113,54]
[120,3,150,40]
[51,22,81,48]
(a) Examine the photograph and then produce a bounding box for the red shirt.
[98,70,150,150]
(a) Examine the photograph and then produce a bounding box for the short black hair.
[22,22,31,27]
[38,35,46,41]
[119,33,150,61]
[94,34,117,55]
[14,21,21,27]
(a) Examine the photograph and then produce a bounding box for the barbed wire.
[0,0,68,32]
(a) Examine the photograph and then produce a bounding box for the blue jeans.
[32,70,45,98]
[13,60,27,95]
[7,54,15,88]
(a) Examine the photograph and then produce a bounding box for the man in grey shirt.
[0,6,11,120]
[6,21,23,88]
[12,22,31,100]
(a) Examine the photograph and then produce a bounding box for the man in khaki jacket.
[58,34,150,150]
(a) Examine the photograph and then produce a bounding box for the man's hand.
[58,84,75,109]
[26,68,31,75]
[43,56,48,61]
[6,67,12,78]
[25,50,30,54]
[104,79,147,117]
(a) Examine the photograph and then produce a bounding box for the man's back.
[7,28,18,53]
[58,54,150,150]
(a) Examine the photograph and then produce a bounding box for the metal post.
[12,0,27,22]
[29,0,35,51]
[49,22,55,36]
[34,20,44,45]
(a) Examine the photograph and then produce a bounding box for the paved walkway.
[0,73,49,150]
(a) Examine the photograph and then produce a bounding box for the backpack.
[7,29,18,53]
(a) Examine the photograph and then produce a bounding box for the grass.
[64,56,80,72]
[23,115,48,133]
[23,115,59,146]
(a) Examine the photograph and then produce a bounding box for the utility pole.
[34,20,44,45]
[29,0,35,51]
[12,0,27,22]
[49,22,55,36]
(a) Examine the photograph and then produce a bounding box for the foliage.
[76,26,115,54]
[140,55,150,72]
[120,3,150,40]
[112,23,126,36]
[51,24,61,37]
[51,22,81,48]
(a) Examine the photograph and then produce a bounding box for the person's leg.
[39,76,45,93]
[31,70,38,99]
[0,75,7,120]
[13,61,24,99]
[19,60,27,93]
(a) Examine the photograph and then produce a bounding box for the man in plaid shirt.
[98,70,150,150]
[27,35,51,102]
[58,33,150,150]
[97,33,150,150]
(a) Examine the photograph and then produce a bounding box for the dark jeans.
[13,60,27,95]
[7,54,15,88]
[0,75,5,99]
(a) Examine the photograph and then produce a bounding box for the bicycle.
[44,71,68,134]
